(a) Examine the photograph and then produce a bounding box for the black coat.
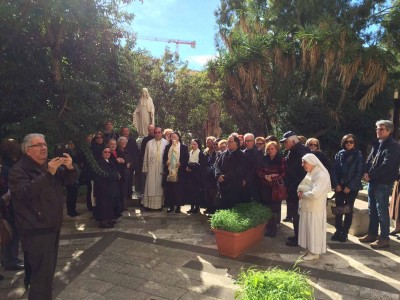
[9,155,79,236]
[365,136,400,184]
[127,136,140,171]
[204,150,218,190]
[214,148,245,208]
[285,142,310,192]
[163,143,189,206]
[185,151,206,205]
[242,146,263,202]
[94,158,120,221]
[332,149,363,192]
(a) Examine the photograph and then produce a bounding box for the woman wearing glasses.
[331,134,363,242]
[305,138,331,172]
[91,132,106,160]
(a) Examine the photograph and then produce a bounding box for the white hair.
[21,133,45,154]
[117,136,128,144]
[287,135,299,143]
[244,133,254,140]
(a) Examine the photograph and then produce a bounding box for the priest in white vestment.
[142,127,168,210]
[297,153,331,261]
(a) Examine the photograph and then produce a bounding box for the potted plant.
[210,202,271,258]
[235,267,314,300]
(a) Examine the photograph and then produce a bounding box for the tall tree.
[0,0,136,143]
[210,0,398,140]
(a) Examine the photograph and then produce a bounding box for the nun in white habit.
[297,153,331,261]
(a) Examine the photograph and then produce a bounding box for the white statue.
[132,88,155,137]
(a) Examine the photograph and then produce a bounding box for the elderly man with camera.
[9,133,79,300]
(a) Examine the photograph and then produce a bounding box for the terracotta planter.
[213,222,266,258]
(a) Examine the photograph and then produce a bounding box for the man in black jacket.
[242,133,262,203]
[120,127,140,199]
[280,131,310,246]
[215,135,245,209]
[9,133,78,299]
[359,120,400,249]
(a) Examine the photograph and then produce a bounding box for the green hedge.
[235,267,314,300]
[210,202,271,233]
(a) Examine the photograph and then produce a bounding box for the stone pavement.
[1,197,400,300]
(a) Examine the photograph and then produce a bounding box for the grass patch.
[210,202,271,232]
[235,267,314,300]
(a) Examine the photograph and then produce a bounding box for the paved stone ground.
[1,196,400,300]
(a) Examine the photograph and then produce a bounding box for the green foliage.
[235,267,314,300]
[0,0,223,146]
[210,202,271,232]
[211,0,399,149]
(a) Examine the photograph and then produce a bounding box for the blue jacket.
[332,149,363,192]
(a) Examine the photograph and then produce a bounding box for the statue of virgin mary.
[132,88,155,137]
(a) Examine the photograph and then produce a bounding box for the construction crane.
[136,35,196,54]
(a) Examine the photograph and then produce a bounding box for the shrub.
[210,202,271,233]
[235,267,314,300]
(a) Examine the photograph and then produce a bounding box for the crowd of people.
[1,119,400,298]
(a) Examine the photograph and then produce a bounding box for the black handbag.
[331,205,352,215]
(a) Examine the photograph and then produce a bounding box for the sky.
[126,0,220,71]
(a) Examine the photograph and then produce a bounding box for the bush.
[210,202,271,233]
[235,267,314,300]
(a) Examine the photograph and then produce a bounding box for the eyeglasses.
[28,143,47,148]
[308,144,318,147]
[345,140,354,144]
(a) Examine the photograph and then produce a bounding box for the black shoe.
[99,223,114,228]
[389,230,400,236]
[331,231,341,241]
[338,233,348,242]
[24,276,30,289]
[186,208,193,214]
[174,207,181,213]
[286,239,298,247]
[283,217,293,222]
[192,207,200,214]
[5,262,24,271]
[0,274,4,281]
[68,211,80,217]
[167,208,174,213]
[265,230,276,238]
[287,236,297,242]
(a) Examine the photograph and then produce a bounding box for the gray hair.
[244,133,255,140]
[287,135,299,143]
[21,133,45,154]
[117,136,128,144]
[376,120,394,133]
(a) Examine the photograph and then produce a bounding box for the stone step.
[327,192,369,237]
